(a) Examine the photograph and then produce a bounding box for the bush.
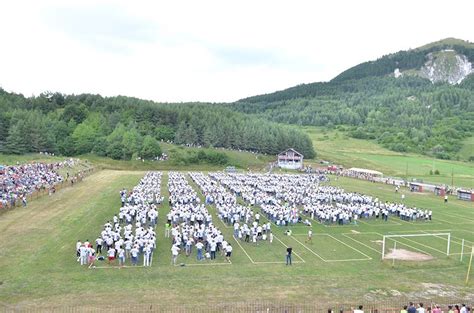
[434,169,440,175]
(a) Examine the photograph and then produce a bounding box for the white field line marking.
[434,210,474,221]
[357,218,402,226]
[375,232,433,257]
[272,233,305,263]
[427,215,456,225]
[174,261,232,267]
[419,230,469,247]
[92,265,146,269]
[233,235,256,264]
[387,229,452,233]
[393,235,447,255]
[387,229,471,247]
[253,261,305,265]
[341,233,382,255]
[325,234,372,260]
[325,258,373,263]
[208,198,255,264]
[290,234,326,262]
[292,233,329,236]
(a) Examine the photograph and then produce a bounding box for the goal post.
[382,233,451,260]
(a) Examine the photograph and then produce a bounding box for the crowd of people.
[190,172,274,245]
[209,172,433,226]
[167,172,232,264]
[77,172,162,268]
[0,159,80,208]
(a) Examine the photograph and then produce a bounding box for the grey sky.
[0,0,473,102]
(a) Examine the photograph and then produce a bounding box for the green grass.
[0,153,66,165]
[302,127,474,188]
[457,136,474,161]
[77,143,272,172]
[1,170,473,310]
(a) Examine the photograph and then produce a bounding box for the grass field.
[1,169,473,311]
[302,127,474,188]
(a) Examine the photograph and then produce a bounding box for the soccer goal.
[381,233,451,261]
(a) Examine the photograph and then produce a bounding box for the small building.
[277,148,304,170]
[457,189,474,202]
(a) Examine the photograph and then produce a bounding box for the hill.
[233,39,474,161]
[332,38,474,83]
[0,90,315,163]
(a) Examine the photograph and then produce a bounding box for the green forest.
[234,76,473,160]
[1,39,473,163]
[0,90,315,161]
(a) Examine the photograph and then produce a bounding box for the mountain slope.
[332,38,474,83]
[232,39,474,161]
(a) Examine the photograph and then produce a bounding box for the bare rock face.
[420,50,473,84]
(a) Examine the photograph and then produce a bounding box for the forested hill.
[332,38,474,83]
[0,90,315,160]
[233,39,474,161]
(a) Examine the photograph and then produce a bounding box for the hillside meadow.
[303,127,474,188]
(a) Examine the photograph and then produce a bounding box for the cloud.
[0,0,473,102]
[43,4,159,54]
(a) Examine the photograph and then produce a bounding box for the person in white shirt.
[171,244,180,265]
[88,248,96,269]
[196,241,204,261]
[117,247,125,267]
[107,247,116,265]
[76,240,82,262]
[79,244,88,265]
[130,246,139,266]
[143,244,152,266]
[95,237,103,255]
[306,229,313,243]
[225,244,233,263]
[417,303,425,313]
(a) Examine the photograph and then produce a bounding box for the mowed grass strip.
[303,126,474,188]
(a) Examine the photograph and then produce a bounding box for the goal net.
[382,233,451,261]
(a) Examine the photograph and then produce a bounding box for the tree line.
[0,90,315,160]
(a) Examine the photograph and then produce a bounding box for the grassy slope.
[457,136,474,161]
[0,154,65,165]
[77,143,272,172]
[303,127,474,188]
[0,170,473,310]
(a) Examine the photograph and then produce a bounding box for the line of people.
[77,172,162,268]
[210,172,433,226]
[191,172,275,245]
[167,172,232,264]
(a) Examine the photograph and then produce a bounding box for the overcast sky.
[0,0,473,103]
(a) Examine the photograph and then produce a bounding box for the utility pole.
[405,162,408,184]
[451,168,454,188]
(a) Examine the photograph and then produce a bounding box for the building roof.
[277,148,303,157]
[347,167,383,176]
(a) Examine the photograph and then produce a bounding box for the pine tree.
[5,121,28,154]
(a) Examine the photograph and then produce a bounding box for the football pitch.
[0,170,473,311]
